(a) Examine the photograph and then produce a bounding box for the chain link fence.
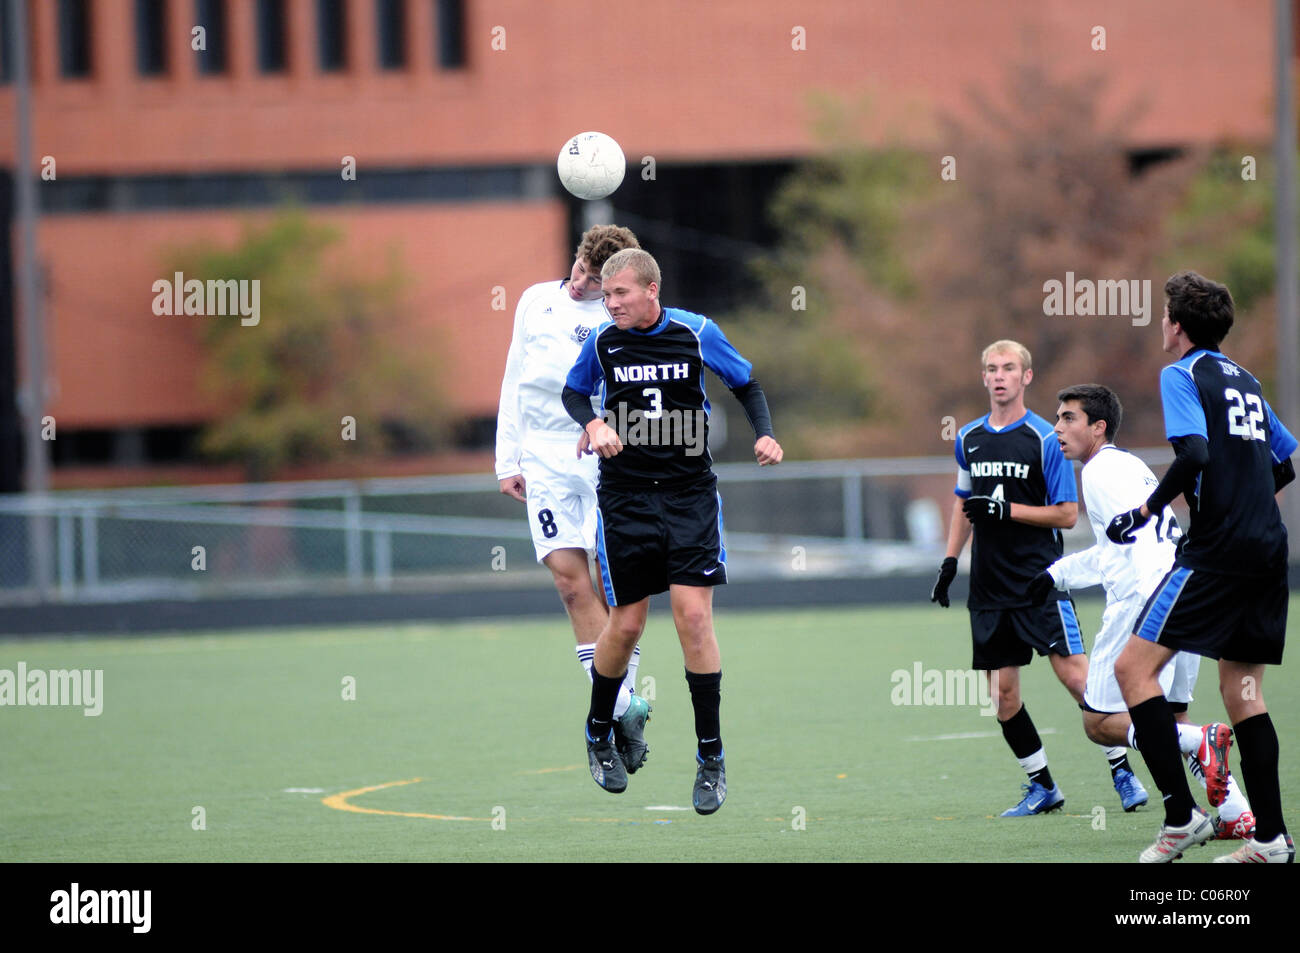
[0,452,1153,605]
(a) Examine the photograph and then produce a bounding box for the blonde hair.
[981,339,1032,371]
[601,248,661,288]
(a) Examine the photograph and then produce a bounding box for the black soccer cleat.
[692,750,726,815]
[614,694,651,774]
[586,726,627,794]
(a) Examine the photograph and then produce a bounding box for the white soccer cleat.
[1139,808,1215,863]
[1213,832,1295,863]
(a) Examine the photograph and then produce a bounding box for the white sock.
[1175,722,1205,756]
[1126,723,1137,748]
[576,643,632,719]
[626,645,641,696]
[1101,745,1126,764]
[1017,749,1048,775]
[1217,775,1250,823]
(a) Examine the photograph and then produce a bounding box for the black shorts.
[969,600,1085,671]
[1134,563,1288,665]
[594,473,726,606]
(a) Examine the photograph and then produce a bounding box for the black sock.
[999,704,1054,789]
[586,666,625,741]
[685,669,722,757]
[1234,713,1286,842]
[1128,696,1195,826]
[1108,752,1132,778]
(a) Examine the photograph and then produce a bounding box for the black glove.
[1275,457,1296,494]
[930,557,958,608]
[1105,506,1150,544]
[1027,570,1056,606]
[963,495,1008,524]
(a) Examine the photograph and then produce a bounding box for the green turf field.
[2,599,1296,862]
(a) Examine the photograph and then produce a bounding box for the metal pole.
[11,0,53,597]
[1275,0,1300,558]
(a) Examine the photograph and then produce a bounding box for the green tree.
[171,210,447,480]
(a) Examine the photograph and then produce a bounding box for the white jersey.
[1048,444,1179,603]
[495,280,605,479]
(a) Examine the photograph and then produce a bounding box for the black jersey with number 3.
[955,411,1078,609]
[565,307,754,486]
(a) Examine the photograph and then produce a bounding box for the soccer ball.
[557,131,626,200]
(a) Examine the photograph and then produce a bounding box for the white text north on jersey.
[969,460,1031,479]
[602,402,706,457]
[611,362,691,383]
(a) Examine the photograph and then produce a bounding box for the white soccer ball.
[557,131,626,200]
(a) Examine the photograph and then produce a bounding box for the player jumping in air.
[1028,383,1254,835]
[1111,272,1296,863]
[931,341,1117,817]
[562,248,782,814]
[495,225,652,773]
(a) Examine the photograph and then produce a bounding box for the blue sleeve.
[699,320,753,389]
[1042,437,1078,504]
[565,330,604,395]
[1266,401,1298,461]
[1160,365,1208,440]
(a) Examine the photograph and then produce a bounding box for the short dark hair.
[576,225,640,273]
[1057,383,1122,443]
[1164,271,1234,349]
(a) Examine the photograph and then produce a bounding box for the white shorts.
[1084,593,1201,714]
[520,434,599,563]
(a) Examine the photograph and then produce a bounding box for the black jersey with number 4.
[1159,348,1297,574]
[955,411,1078,609]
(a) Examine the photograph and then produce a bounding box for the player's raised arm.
[697,320,782,466]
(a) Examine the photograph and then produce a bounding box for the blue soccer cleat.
[999,781,1065,817]
[614,694,651,774]
[1113,768,1149,812]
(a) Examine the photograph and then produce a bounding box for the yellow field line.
[321,778,485,821]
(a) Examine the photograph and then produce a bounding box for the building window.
[256,0,287,73]
[195,0,227,75]
[376,0,405,70]
[0,0,13,83]
[436,0,464,69]
[59,0,93,78]
[317,0,347,72]
[135,0,168,76]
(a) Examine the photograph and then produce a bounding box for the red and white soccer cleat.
[1214,810,1255,840]
[1197,723,1233,808]
[1139,808,1216,863]
[1214,832,1295,863]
